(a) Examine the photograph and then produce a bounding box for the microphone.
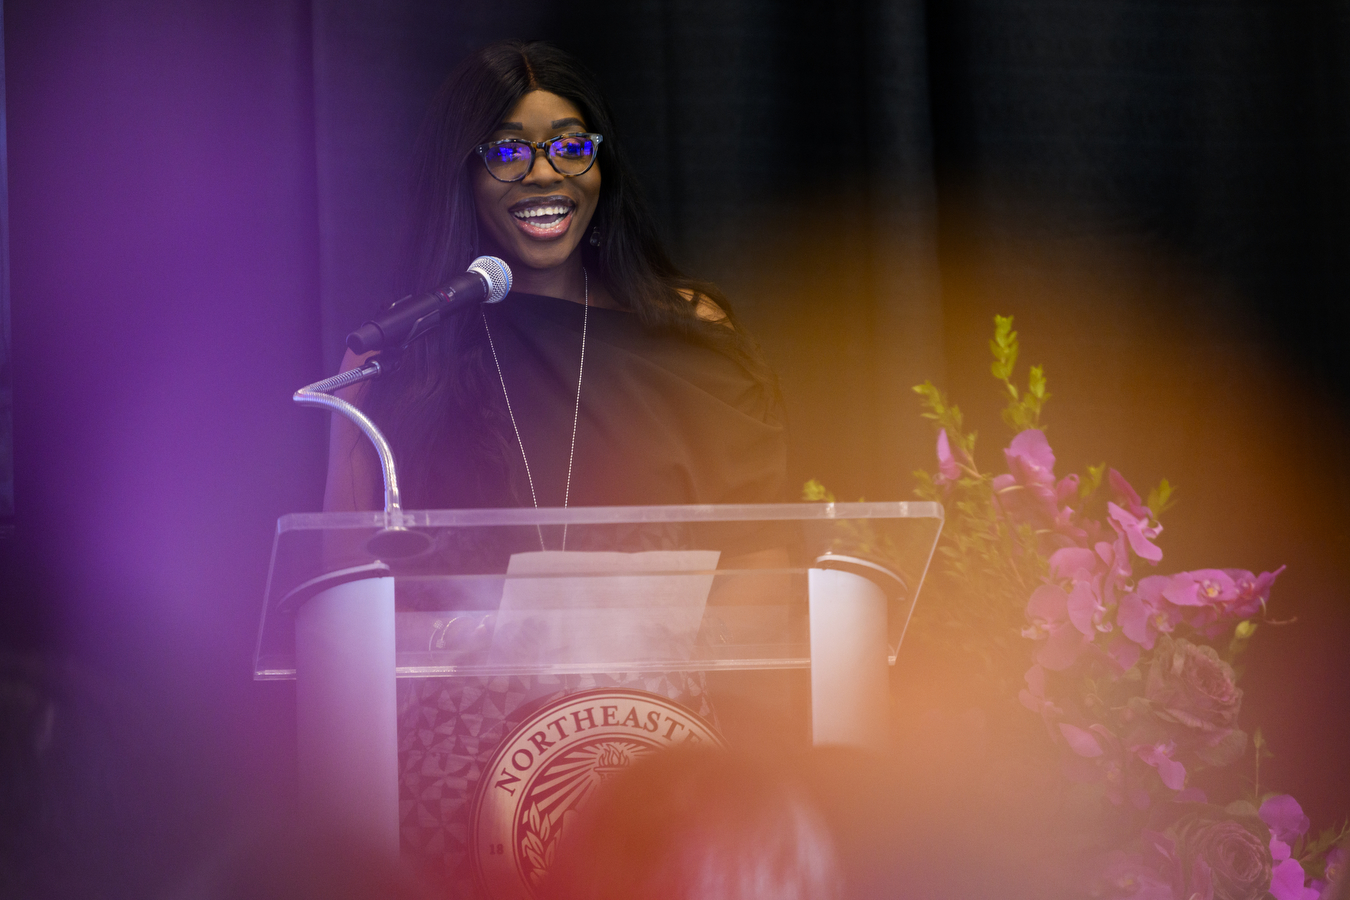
[346,256,512,354]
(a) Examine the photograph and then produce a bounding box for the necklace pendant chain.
[482,267,588,552]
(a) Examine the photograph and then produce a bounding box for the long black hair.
[364,40,778,507]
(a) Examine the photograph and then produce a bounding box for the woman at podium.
[325,43,784,516]
[322,40,788,892]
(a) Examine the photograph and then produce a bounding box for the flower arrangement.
[816,316,1348,900]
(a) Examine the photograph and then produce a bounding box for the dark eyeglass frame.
[473,132,604,183]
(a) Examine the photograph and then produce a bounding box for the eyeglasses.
[474,132,604,182]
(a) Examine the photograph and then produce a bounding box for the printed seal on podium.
[469,688,725,900]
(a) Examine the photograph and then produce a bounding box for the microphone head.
[467,256,512,303]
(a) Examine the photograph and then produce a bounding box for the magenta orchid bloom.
[1313,846,1346,898]
[1163,569,1238,608]
[1060,722,1107,757]
[1119,576,1182,650]
[993,429,1062,525]
[1163,569,1240,634]
[1103,632,1142,671]
[1132,741,1187,790]
[1108,468,1152,521]
[1023,583,1091,670]
[1261,794,1312,860]
[1269,859,1321,900]
[1094,538,1138,613]
[935,428,960,484]
[1049,546,1100,581]
[1108,501,1163,563]
[1048,549,1115,640]
[1223,566,1286,619]
[1056,472,1081,505]
[1002,428,1057,486]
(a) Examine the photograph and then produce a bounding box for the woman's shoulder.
[678,288,732,328]
[332,348,380,402]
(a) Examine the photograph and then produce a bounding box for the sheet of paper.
[488,550,720,667]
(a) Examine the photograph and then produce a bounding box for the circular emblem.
[470,688,724,900]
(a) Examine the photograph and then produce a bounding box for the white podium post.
[294,576,398,857]
[807,563,892,754]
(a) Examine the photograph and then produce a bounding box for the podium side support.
[807,567,890,754]
[294,576,398,857]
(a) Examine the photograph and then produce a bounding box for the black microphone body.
[345,257,512,354]
[346,272,485,355]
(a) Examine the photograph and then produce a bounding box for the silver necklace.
[481,267,588,551]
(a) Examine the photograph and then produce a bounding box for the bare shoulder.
[334,348,380,402]
[338,347,380,372]
[677,287,733,329]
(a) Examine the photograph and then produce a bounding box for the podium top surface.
[275,501,941,530]
[256,502,944,680]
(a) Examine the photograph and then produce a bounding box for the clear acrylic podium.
[255,502,942,855]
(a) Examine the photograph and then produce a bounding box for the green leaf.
[1028,364,1047,400]
[1226,619,1258,664]
[1146,478,1177,518]
[802,479,835,502]
[989,315,1019,383]
[1299,822,1350,869]
[1196,728,1248,768]
[1080,463,1107,500]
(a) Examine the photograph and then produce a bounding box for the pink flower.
[1313,846,1346,898]
[1090,852,1177,900]
[1269,859,1320,900]
[1049,545,1102,581]
[1133,741,1187,790]
[1056,472,1081,504]
[1023,583,1091,670]
[935,428,960,484]
[1003,428,1057,486]
[1059,725,1154,808]
[1109,468,1152,521]
[1259,793,1319,899]
[1061,722,1107,757]
[1223,566,1285,619]
[1165,569,1239,609]
[1260,794,1311,850]
[1067,577,1113,638]
[993,429,1062,525]
[1172,809,1274,900]
[1144,636,1246,766]
[1097,539,1133,589]
[1164,570,1238,640]
[1108,502,1163,563]
[1119,576,1183,650]
[1104,632,1143,671]
[1045,546,1115,640]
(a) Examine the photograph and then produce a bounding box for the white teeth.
[512,206,571,219]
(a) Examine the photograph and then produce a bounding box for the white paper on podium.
[488,550,721,666]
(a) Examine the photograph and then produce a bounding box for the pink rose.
[1174,809,1274,900]
[1144,636,1245,766]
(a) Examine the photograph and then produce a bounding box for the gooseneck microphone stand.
[293,356,432,558]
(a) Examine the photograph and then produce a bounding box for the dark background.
[2,0,1347,894]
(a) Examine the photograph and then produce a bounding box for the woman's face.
[472,90,601,274]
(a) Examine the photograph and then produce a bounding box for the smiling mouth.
[509,196,576,238]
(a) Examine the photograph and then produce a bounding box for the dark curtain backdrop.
[3,0,1348,893]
